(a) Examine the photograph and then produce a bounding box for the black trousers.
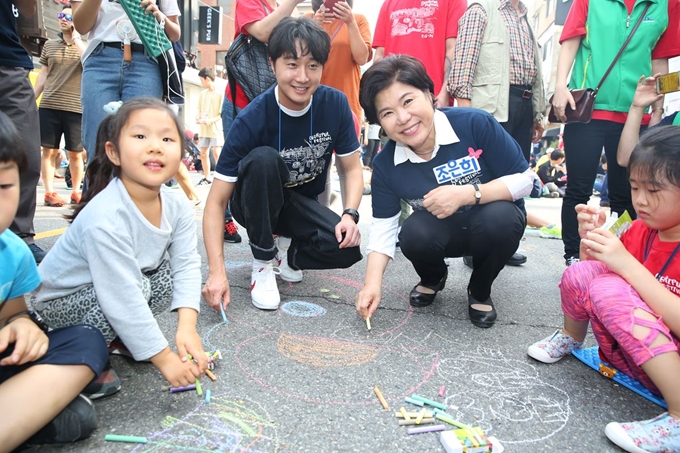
[230,147,362,270]
[500,86,534,163]
[398,201,525,301]
[1,67,40,244]
[363,139,380,169]
[561,120,635,260]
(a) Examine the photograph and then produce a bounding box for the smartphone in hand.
[656,71,680,95]
[324,0,342,11]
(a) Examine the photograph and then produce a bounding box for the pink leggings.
[561,260,680,394]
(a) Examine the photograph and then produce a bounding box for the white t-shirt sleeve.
[366,213,400,260]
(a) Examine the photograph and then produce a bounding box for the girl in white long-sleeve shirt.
[33,98,208,398]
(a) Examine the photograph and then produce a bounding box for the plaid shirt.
[449,0,537,100]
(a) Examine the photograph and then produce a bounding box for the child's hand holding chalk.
[151,347,201,388]
[576,204,606,240]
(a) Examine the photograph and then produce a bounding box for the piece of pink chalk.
[438,386,446,397]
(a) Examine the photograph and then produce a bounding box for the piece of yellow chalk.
[205,369,217,381]
[395,411,434,418]
[366,317,372,331]
[415,408,426,424]
[398,417,436,426]
[400,407,411,421]
[374,386,388,410]
[195,379,203,396]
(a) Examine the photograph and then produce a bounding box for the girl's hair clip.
[103,101,124,116]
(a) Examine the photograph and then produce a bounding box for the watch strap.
[342,208,360,224]
[473,183,481,206]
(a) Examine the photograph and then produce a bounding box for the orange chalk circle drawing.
[277,334,378,368]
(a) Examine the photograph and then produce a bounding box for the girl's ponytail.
[67,116,119,222]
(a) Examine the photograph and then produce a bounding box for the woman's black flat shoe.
[409,269,448,307]
[468,292,497,328]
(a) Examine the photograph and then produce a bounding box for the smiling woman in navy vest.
[355,55,536,328]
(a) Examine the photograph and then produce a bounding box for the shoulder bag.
[548,3,650,124]
[225,0,276,109]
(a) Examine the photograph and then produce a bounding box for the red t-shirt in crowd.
[373,0,466,95]
[622,219,680,297]
[225,0,272,109]
[560,0,680,124]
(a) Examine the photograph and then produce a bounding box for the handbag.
[225,0,276,109]
[156,1,185,105]
[548,4,650,124]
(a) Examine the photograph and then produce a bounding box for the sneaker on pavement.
[44,192,66,207]
[24,394,98,445]
[565,256,580,266]
[28,243,47,264]
[250,259,281,310]
[196,178,212,186]
[82,363,121,399]
[527,330,583,364]
[224,220,242,243]
[275,236,303,283]
[605,412,680,453]
[539,225,562,239]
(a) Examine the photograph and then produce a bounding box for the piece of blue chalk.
[405,397,425,407]
[205,389,211,403]
[219,303,228,323]
[411,394,447,410]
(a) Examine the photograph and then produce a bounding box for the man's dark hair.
[268,17,331,66]
[0,111,27,174]
[550,149,565,161]
[360,55,435,125]
[198,67,215,81]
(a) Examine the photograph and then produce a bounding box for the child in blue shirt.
[0,111,108,450]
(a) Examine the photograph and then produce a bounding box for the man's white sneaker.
[251,260,281,310]
[275,236,303,283]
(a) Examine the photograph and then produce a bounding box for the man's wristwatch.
[4,309,49,332]
[472,183,482,206]
[342,208,360,224]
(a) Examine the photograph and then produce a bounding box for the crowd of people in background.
[1,0,679,451]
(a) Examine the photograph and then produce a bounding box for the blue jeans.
[221,96,242,222]
[81,43,162,162]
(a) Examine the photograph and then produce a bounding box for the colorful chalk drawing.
[280,301,326,317]
[436,345,571,445]
[131,394,281,453]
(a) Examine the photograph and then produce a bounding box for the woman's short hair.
[359,55,435,124]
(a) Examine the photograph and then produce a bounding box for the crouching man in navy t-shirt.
[202,17,364,312]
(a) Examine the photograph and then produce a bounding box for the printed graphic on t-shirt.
[389,1,439,39]
[281,131,332,187]
[433,154,481,184]
[658,275,680,296]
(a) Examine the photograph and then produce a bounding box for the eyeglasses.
[57,12,73,20]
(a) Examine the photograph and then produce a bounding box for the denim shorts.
[81,43,162,161]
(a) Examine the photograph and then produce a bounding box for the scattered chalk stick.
[374,386,388,410]
[398,417,436,426]
[404,396,425,407]
[105,434,147,443]
[435,413,471,429]
[195,379,203,395]
[415,408,426,424]
[169,384,196,393]
[438,386,446,397]
[410,394,447,410]
[395,410,434,418]
[400,407,411,421]
[205,369,217,381]
[205,389,211,404]
[219,303,228,323]
[406,424,446,435]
